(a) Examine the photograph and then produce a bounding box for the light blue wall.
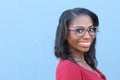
[0,0,120,80]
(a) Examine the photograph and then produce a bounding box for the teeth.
[79,42,91,47]
[82,42,90,44]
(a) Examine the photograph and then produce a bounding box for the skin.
[67,15,95,61]
[67,15,99,74]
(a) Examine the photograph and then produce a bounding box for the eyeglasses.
[68,25,98,37]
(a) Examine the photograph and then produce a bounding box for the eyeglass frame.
[68,25,99,37]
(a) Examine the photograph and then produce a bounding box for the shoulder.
[56,59,82,80]
[96,69,107,80]
[56,59,79,70]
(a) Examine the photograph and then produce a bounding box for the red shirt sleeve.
[56,60,83,80]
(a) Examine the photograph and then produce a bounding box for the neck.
[69,46,86,62]
[70,51,85,62]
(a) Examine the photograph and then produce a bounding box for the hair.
[54,8,99,70]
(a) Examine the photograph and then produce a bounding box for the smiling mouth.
[78,42,91,48]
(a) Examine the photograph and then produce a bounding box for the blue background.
[0,0,120,80]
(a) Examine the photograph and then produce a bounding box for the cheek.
[67,36,74,45]
[91,36,96,42]
[67,35,78,49]
[67,38,76,46]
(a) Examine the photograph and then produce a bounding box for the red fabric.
[56,59,106,80]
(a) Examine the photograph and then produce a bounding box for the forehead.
[69,15,93,28]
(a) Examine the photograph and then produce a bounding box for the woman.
[54,8,106,80]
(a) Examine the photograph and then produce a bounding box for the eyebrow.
[72,25,94,28]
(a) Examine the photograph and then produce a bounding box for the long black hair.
[54,8,99,70]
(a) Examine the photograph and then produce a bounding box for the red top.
[56,59,106,80]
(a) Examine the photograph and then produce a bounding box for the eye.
[89,28,96,32]
[76,28,84,33]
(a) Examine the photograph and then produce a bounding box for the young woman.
[54,8,106,80]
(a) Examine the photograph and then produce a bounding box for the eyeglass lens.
[75,26,98,36]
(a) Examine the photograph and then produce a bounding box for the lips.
[78,42,91,48]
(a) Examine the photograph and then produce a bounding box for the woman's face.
[67,15,95,53]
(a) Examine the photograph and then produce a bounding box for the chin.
[81,47,90,52]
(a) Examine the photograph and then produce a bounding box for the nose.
[82,31,91,39]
